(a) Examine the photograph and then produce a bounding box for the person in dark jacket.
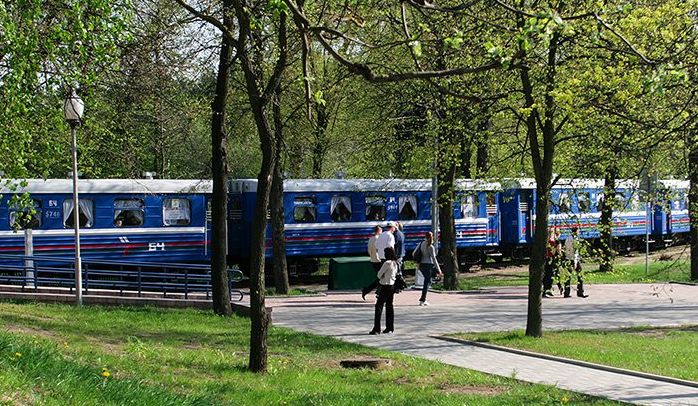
[394,221,406,273]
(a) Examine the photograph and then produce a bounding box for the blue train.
[229,178,690,269]
[0,177,690,272]
[0,179,212,266]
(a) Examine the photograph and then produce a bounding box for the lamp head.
[63,89,84,125]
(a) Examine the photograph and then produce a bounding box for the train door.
[520,190,533,242]
[486,191,499,245]
[227,194,244,258]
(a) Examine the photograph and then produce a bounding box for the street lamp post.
[64,89,84,305]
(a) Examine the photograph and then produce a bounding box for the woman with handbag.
[370,247,399,335]
[413,232,442,306]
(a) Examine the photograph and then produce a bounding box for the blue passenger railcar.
[228,179,501,269]
[655,180,690,242]
[0,179,211,266]
[499,179,666,251]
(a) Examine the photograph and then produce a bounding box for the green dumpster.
[328,257,376,290]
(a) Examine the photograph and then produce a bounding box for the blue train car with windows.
[655,180,690,243]
[228,179,501,270]
[0,179,212,266]
[499,178,689,252]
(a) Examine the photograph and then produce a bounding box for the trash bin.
[328,257,376,290]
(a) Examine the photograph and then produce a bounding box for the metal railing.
[0,254,244,301]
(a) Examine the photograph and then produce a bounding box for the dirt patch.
[4,324,60,340]
[1,391,36,405]
[626,329,668,337]
[439,384,505,396]
[86,337,124,354]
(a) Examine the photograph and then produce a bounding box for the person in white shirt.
[370,247,399,335]
[367,226,382,271]
[362,222,395,300]
[374,222,396,260]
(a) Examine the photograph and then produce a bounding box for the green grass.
[0,302,617,405]
[433,260,693,291]
[432,271,530,291]
[584,261,692,284]
[452,326,698,382]
[265,287,321,296]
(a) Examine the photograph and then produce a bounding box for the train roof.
[230,179,502,193]
[502,178,649,190]
[658,179,689,189]
[0,179,213,194]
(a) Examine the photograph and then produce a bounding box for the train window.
[330,195,352,222]
[114,199,145,227]
[460,193,479,219]
[398,195,418,220]
[63,199,94,228]
[365,196,386,221]
[486,192,497,215]
[9,199,42,230]
[614,193,627,211]
[163,198,191,226]
[294,197,316,223]
[558,193,570,213]
[674,192,685,210]
[630,193,644,211]
[577,192,591,213]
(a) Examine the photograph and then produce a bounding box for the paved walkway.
[267,283,698,405]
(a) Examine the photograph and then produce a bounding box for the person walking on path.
[362,222,395,300]
[563,227,588,298]
[370,247,399,335]
[543,227,558,297]
[413,231,442,306]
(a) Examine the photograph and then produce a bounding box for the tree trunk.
[527,183,550,337]
[209,4,234,316]
[233,3,287,373]
[521,27,559,338]
[689,130,698,280]
[438,155,459,290]
[311,102,328,178]
[475,118,489,178]
[270,91,290,294]
[599,167,617,273]
[460,138,471,179]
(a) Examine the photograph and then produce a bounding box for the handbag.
[393,272,408,294]
[412,241,423,264]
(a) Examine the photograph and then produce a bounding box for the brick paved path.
[268,283,698,405]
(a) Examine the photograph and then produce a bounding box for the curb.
[431,335,698,390]
[670,281,698,286]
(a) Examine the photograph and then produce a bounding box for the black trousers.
[543,260,554,292]
[563,262,585,296]
[373,285,394,332]
[362,261,384,296]
[419,263,433,302]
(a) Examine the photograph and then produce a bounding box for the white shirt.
[367,235,380,263]
[564,236,575,261]
[375,232,395,260]
[377,260,398,285]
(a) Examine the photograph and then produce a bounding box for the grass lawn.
[0,302,617,405]
[584,261,691,284]
[265,287,321,296]
[452,326,698,382]
[432,260,693,291]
